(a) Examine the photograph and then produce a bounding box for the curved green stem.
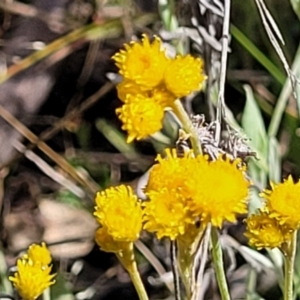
[283,230,297,300]
[171,100,202,155]
[116,243,149,300]
[211,227,231,300]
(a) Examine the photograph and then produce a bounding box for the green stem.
[283,230,297,300]
[211,227,231,300]
[177,238,193,298]
[171,100,202,155]
[268,42,300,138]
[116,243,149,300]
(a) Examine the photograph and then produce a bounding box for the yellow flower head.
[164,54,206,98]
[151,86,176,107]
[261,175,300,229]
[116,80,143,102]
[112,34,169,90]
[245,210,293,250]
[9,252,55,300]
[187,155,250,228]
[95,227,130,253]
[116,94,165,143]
[94,185,143,242]
[26,242,52,266]
[145,148,196,198]
[143,188,193,240]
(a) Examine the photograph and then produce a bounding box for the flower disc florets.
[94,185,143,242]
[116,94,165,143]
[261,175,300,229]
[143,188,194,240]
[112,34,169,90]
[9,243,55,300]
[187,155,250,227]
[164,54,206,98]
[244,210,293,249]
[144,150,250,239]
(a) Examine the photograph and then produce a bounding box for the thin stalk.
[127,264,149,300]
[116,243,149,300]
[170,241,181,300]
[268,42,300,137]
[283,230,297,300]
[171,100,202,155]
[215,0,231,142]
[211,227,231,300]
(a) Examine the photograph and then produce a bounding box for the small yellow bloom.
[164,54,206,98]
[112,35,169,90]
[151,86,176,107]
[9,243,55,300]
[116,80,143,102]
[26,242,52,266]
[94,185,143,242]
[245,211,293,250]
[261,175,300,229]
[187,156,250,227]
[145,148,196,198]
[95,227,130,253]
[116,94,165,143]
[143,188,193,240]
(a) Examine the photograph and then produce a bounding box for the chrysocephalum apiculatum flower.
[112,34,207,143]
[145,148,196,198]
[143,188,194,240]
[143,149,250,239]
[112,34,169,91]
[9,243,56,300]
[244,210,293,250]
[26,242,52,266]
[261,175,300,230]
[164,54,206,98]
[94,185,143,249]
[116,94,165,143]
[186,155,250,228]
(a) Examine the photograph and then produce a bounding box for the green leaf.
[268,137,281,183]
[241,85,269,187]
[290,0,300,20]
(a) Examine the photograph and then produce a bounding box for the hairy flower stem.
[283,230,297,300]
[116,243,149,300]
[177,239,192,298]
[171,100,202,155]
[211,227,231,300]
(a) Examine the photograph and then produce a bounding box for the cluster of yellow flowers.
[9,242,56,300]
[112,34,206,143]
[93,34,300,256]
[245,176,300,250]
[94,149,250,252]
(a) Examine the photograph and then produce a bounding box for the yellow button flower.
[26,242,52,266]
[164,54,206,98]
[116,80,143,102]
[145,148,196,198]
[94,185,143,242]
[261,175,300,229]
[245,210,293,250]
[186,155,250,228]
[9,243,55,300]
[143,188,193,240]
[116,94,165,143]
[112,35,169,91]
